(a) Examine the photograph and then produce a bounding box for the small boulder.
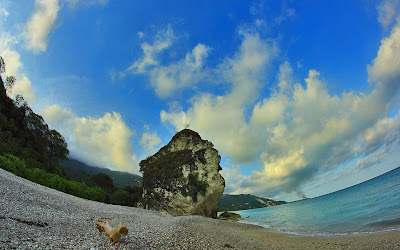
[219,211,242,221]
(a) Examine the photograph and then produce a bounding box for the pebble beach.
[1,168,399,249]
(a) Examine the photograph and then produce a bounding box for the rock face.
[139,129,225,218]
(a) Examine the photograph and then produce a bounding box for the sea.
[237,166,400,236]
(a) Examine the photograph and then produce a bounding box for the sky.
[0,0,399,201]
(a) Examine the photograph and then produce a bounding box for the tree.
[124,186,143,204]
[0,57,69,176]
[48,130,69,161]
[5,76,15,94]
[110,190,135,206]
[0,56,5,74]
[90,173,117,193]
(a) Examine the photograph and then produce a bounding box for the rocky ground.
[0,168,265,249]
[1,168,400,249]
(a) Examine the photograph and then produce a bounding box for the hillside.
[61,158,142,189]
[218,194,286,211]
[0,74,69,177]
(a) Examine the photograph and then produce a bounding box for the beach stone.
[219,211,242,221]
[139,129,225,218]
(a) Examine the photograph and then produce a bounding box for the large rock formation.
[139,129,225,218]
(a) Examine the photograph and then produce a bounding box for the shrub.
[110,190,135,206]
[141,149,193,188]
[0,153,107,203]
[188,172,208,195]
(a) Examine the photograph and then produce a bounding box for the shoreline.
[1,168,400,249]
[237,219,400,238]
[186,217,400,249]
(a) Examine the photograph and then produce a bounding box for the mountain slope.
[218,194,286,211]
[61,158,142,189]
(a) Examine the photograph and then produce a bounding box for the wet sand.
[188,218,400,249]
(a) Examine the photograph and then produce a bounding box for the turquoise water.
[237,166,400,236]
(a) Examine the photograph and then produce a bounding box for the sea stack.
[139,129,225,218]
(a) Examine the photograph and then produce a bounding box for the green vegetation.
[90,173,117,193]
[140,145,210,203]
[188,173,208,195]
[109,186,142,207]
[0,62,69,177]
[170,129,202,144]
[0,57,142,208]
[140,149,194,188]
[0,154,107,202]
[219,211,242,221]
[61,158,142,189]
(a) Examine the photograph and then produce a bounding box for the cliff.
[139,129,225,218]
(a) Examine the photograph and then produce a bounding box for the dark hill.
[61,158,142,189]
[218,194,286,211]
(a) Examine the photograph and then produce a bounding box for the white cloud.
[125,25,214,98]
[0,34,36,103]
[126,25,175,74]
[1,8,9,21]
[22,0,110,53]
[23,0,60,53]
[161,23,400,198]
[42,105,140,174]
[377,0,400,29]
[12,76,36,102]
[140,132,161,157]
[64,0,109,7]
[1,48,21,77]
[242,60,400,196]
[368,22,400,85]
[161,31,277,163]
[149,43,211,98]
[358,111,400,158]
[220,166,247,194]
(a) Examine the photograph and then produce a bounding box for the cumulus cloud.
[12,76,36,101]
[23,0,60,53]
[377,0,400,29]
[0,34,36,102]
[368,22,400,85]
[161,31,277,164]
[140,132,161,157]
[161,23,400,198]
[220,167,247,194]
[23,0,109,53]
[124,25,213,98]
[1,48,21,77]
[149,43,211,98]
[42,105,140,174]
[241,46,399,196]
[357,112,400,163]
[126,25,175,74]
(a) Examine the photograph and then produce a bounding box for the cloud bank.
[159,22,400,198]
[42,105,140,174]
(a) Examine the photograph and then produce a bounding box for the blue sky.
[1,0,399,201]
